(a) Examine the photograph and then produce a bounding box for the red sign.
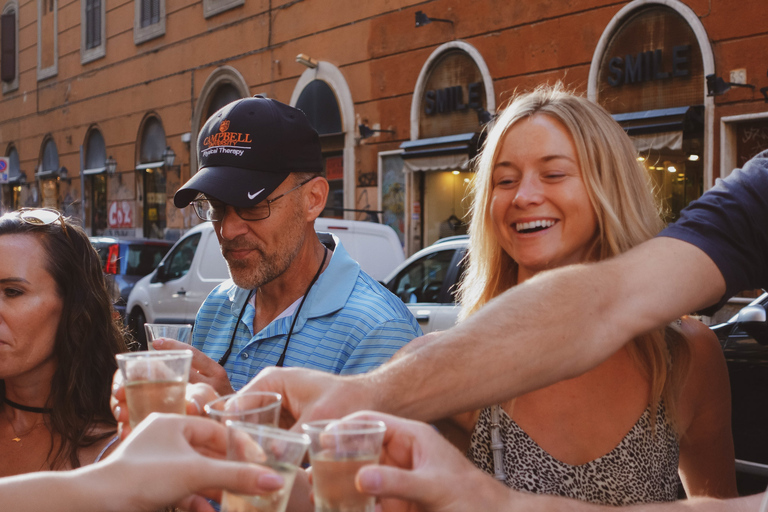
[325,156,343,181]
[108,201,133,228]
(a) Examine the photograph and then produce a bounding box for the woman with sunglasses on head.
[0,208,128,476]
[450,85,737,504]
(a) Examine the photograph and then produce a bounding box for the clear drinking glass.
[116,349,193,428]
[144,323,193,350]
[222,421,310,512]
[302,420,386,512]
[204,392,282,427]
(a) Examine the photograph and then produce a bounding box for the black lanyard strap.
[218,247,328,368]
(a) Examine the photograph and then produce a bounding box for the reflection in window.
[165,233,200,280]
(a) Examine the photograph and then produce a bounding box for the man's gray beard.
[225,231,305,290]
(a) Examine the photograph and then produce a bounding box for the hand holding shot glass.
[303,420,386,512]
[144,323,192,350]
[115,350,193,428]
[222,422,310,512]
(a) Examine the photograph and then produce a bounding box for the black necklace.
[4,397,52,414]
[218,247,329,367]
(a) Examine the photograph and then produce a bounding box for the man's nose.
[217,206,249,240]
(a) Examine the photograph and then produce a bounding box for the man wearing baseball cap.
[165,96,421,396]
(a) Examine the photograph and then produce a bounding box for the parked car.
[126,219,405,348]
[384,235,468,334]
[711,292,768,495]
[89,236,173,321]
[126,222,228,348]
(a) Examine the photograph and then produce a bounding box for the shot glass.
[222,421,310,512]
[302,420,386,512]
[116,349,193,428]
[144,323,193,350]
[205,392,282,427]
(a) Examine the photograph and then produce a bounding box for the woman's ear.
[304,177,330,221]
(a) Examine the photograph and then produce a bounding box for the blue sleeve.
[658,150,768,312]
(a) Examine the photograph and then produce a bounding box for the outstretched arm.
[0,414,284,512]
[247,237,725,426]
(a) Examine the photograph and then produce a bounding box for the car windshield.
[126,245,170,275]
[92,242,170,276]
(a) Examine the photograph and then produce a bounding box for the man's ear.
[304,177,329,221]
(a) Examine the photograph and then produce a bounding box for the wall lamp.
[359,124,395,139]
[296,53,318,69]
[105,155,117,176]
[415,10,453,27]
[706,74,755,97]
[162,146,181,177]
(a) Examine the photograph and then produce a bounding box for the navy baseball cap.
[174,97,323,209]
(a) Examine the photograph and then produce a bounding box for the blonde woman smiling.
[458,86,736,505]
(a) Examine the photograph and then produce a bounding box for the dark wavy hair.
[0,209,128,469]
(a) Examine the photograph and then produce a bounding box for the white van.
[125,219,404,347]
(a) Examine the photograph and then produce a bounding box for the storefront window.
[91,173,107,235]
[422,170,470,247]
[138,117,168,238]
[143,167,166,239]
[297,80,344,217]
[736,119,768,167]
[40,178,58,208]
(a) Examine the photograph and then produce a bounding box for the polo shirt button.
[241,352,249,360]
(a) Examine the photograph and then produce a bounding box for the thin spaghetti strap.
[94,434,120,463]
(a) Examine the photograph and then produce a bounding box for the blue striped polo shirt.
[191,238,421,390]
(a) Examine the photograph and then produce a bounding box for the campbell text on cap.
[174,96,323,209]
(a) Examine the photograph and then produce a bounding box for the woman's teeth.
[515,220,556,233]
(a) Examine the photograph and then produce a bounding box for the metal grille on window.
[85,0,101,49]
[141,0,160,27]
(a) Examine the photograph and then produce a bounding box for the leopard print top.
[467,403,679,506]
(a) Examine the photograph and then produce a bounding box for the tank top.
[466,402,679,506]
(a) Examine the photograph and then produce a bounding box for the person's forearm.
[0,465,120,512]
[367,238,725,422]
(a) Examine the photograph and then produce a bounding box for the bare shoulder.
[678,316,724,365]
[78,424,120,466]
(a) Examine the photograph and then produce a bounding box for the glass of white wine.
[302,420,386,512]
[222,422,310,512]
[144,323,193,350]
[116,349,193,428]
[205,392,282,427]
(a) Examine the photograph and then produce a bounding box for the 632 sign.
[108,200,133,228]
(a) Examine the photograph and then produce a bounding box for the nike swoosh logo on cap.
[247,188,265,200]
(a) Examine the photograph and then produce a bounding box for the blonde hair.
[457,84,689,430]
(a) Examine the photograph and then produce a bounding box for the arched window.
[296,80,344,218]
[39,137,59,208]
[84,129,107,234]
[137,116,167,238]
[205,83,241,120]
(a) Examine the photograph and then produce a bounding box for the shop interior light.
[667,166,677,173]
[688,154,700,161]
[464,178,470,183]
[452,170,460,175]
[637,156,646,162]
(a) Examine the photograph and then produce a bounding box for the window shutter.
[1,13,15,83]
